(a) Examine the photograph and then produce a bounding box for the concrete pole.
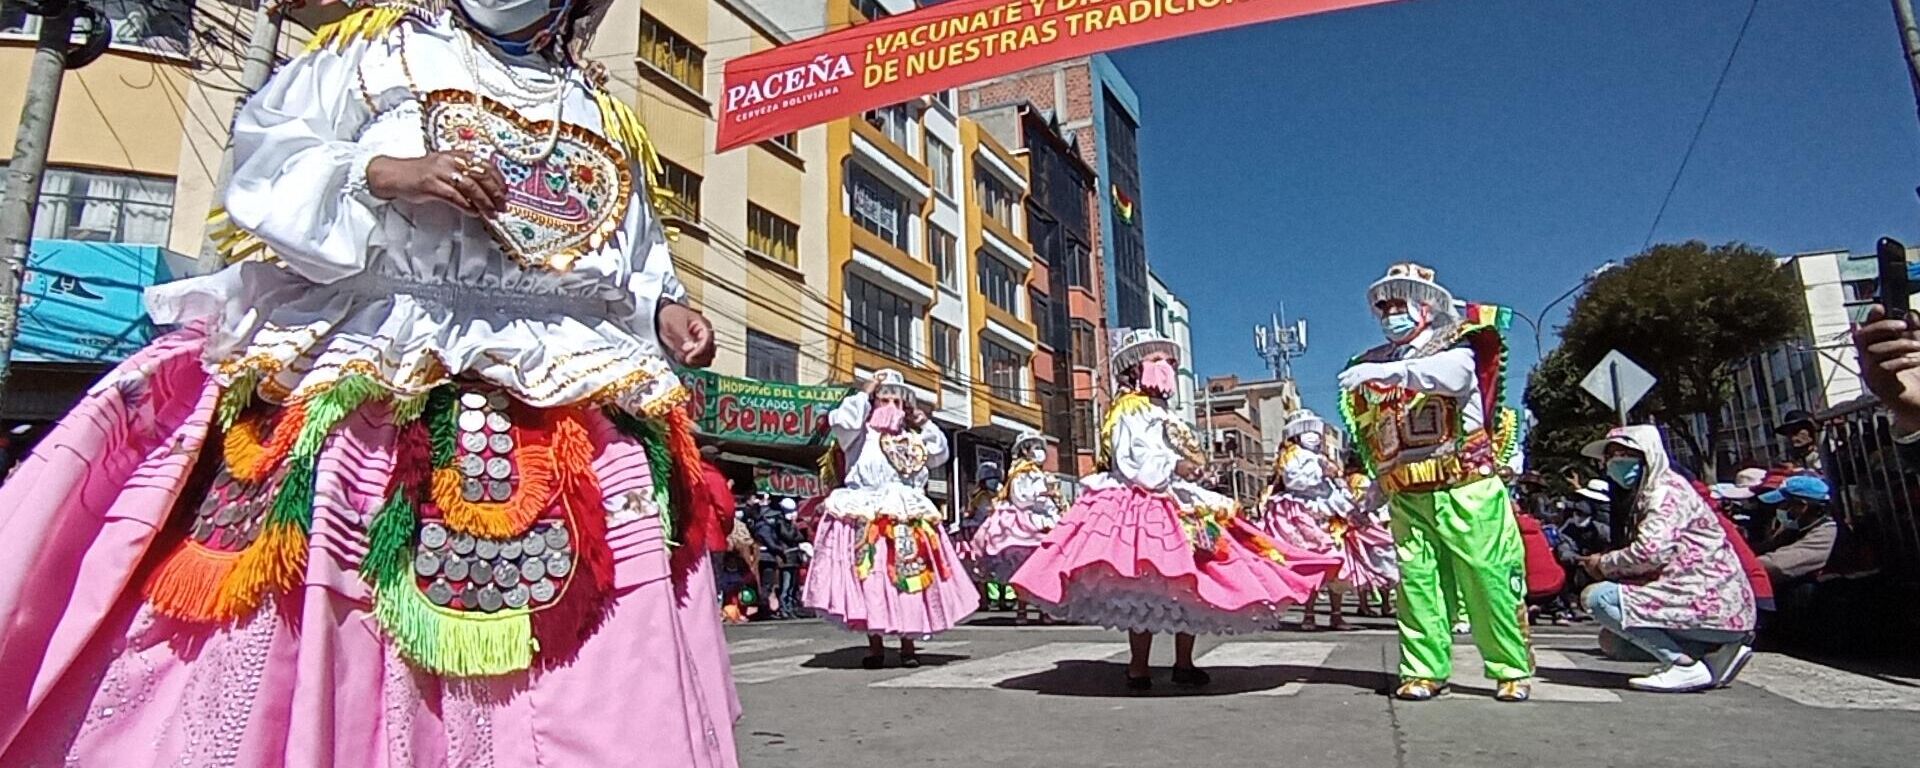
[0,1,79,414]
[197,1,283,274]
[1892,0,1920,124]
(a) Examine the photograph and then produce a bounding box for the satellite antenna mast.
[1253,304,1309,381]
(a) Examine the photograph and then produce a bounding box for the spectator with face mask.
[1753,476,1837,589]
[1772,411,1825,477]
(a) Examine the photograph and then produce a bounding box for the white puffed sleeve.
[920,421,950,469]
[1112,411,1177,491]
[223,39,383,284]
[1361,348,1478,397]
[828,391,871,446]
[620,193,688,355]
[1282,451,1326,491]
[1009,469,1048,504]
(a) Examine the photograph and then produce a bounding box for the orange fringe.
[143,543,244,623]
[432,419,557,540]
[224,405,307,483]
[221,524,308,615]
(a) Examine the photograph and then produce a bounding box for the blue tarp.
[14,239,172,364]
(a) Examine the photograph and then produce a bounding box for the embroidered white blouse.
[149,13,685,413]
[820,392,949,522]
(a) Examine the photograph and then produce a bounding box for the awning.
[13,239,173,364]
[681,369,849,448]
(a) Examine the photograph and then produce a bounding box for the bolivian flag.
[1112,185,1135,224]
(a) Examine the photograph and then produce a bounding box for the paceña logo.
[727,54,855,113]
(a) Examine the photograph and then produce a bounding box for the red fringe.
[664,408,718,577]
[531,409,613,668]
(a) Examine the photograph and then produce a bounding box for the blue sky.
[1107,0,1920,421]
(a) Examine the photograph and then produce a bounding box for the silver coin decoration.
[486,392,510,411]
[502,584,530,609]
[458,455,485,478]
[461,478,484,502]
[444,556,470,582]
[523,532,547,557]
[544,526,570,550]
[470,560,493,586]
[460,392,488,409]
[460,431,487,453]
[489,433,514,454]
[452,533,476,555]
[193,519,215,543]
[495,562,520,587]
[500,539,523,561]
[414,551,442,578]
[488,480,513,501]
[546,552,572,578]
[458,584,479,609]
[420,523,449,550]
[458,410,486,432]
[521,556,546,582]
[214,504,239,526]
[476,585,504,612]
[426,579,454,606]
[485,457,511,480]
[487,412,511,433]
[475,539,500,560]
[529,579,557,603]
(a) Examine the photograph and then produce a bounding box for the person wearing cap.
[1577,427,1757,693]
[1254,409,1365,630]
[1337,263,1535,702]
[1754,476,1838,588]
[805,370,979,668]
[972,431,1064,624]
[1772,410,1827,477]
[1013,329,1339,690]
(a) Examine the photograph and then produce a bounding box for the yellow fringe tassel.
[219,524,308,616]
[143,543,244,623]
[375,576,535,677]
[205,207,273,266]
[306,5,413,54]
[593,91,677,237]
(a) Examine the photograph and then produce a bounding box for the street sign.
[1579,350,1656,425]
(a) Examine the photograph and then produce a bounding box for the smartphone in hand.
[1878,236,1910,317]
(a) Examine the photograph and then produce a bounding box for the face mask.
[868,401,904,433]
[1027,446,1046,462]
[1298,432,1323,452]
[1380,311,1420,341]
[1139,360,1177,395]
[456,0,573,56]
[1605,458,1643,489]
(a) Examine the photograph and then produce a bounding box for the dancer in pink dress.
[1258,410,1361,630]
[0,2,740,765]
[972,430,1063,623]
[1341,463,1401,617]
[1012,330,1340,690]
[804,370,979,669]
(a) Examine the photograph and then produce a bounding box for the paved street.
[727,614,1920,768]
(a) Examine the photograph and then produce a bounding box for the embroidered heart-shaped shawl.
[879,433,929,477]
[421,89,632,272]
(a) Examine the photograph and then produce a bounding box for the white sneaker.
[1703,643,1754,689]
[1628,662,1714,693]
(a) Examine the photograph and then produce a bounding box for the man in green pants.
[1338,263,1534,703]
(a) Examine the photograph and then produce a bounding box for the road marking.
[732,654,822,685]
[1194,642,1339,695]
[871,642,1127,689]
[1444,647,1622,703]
[728,638,812,657]
[1739,654,1920,711]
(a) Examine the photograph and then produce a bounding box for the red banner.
[716,0,1403,151]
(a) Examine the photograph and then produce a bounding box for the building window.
[929,225,959,291]
[746,331,800,383]
[1066,240,1093,290]
[1069,320,1098,369]
[977,252,1021,314]
[769,133,799,152]
[851,0,887,22]
[640,14,705,95]
[849,274,915,362]
[931,320,963,384]
[1031,289,1053,343]
[847,166,910,252]
[656,159,702,223]
[975,166,1019,232]
[982,340,1025,403]
[11,166,176,245]
[863,102,915,153]
[927,136,955,199]
[1153,297,1169,334]
[1071,400,1096,448]
[934,89,954,110]
[747,204,799,267]
[2,0,191,54]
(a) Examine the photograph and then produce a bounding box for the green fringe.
[603,409,680,547]
[374,577,534,677]
[360,489,418,588]
[295,375,383,456]
[391,392,430,426]
[427,386,457,467]
[216,373,259,431]
[266,453,317,532]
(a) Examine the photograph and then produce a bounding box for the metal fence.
[1817,397,1920,583]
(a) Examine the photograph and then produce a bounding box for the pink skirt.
[0,327,739,767]
[803,513,979,636]
[971,502,1054,583]
[1342,519,1400,592]
[1010,485,1339,635]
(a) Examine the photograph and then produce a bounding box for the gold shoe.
[1393,679,1449,701]
[1495,679,1532,702]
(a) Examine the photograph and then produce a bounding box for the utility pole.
[198,1,285,273]
[0,0,110,415]
[1892,0,1920,123]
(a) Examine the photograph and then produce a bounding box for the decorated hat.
[1110,328,1180,377]
[1281,409,1327,441]
[868,368,914,401]
[1367,262,1459,322]
[1012,429,1047,455]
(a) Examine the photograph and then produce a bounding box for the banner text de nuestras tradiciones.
[861,0,1244,87]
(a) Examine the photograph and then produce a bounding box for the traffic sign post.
[1579,350,1657,426]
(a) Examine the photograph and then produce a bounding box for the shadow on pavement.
[995,660,1395,698]
[801,646,970,670]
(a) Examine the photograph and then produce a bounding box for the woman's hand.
[1853,304,1920,436]
[1579,554,1605,580]
[657,301,715,368]
[366,152,508,216]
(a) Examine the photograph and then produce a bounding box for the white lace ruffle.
[1026,563,1290,635]
[819,485,943,523]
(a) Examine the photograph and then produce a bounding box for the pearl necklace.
[400,25,571,165]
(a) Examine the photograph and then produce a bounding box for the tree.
[1523,346,1611,486]
[1552,241,1806,477]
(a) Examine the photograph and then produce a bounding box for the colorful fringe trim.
[592,90,676,236]
[376,576,535,677]
[427,406,557,540]
[305,2,428,54]
[854,517,949,594]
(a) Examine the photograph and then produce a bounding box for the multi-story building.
[962,54,1151,332]
[1200,375,1269,505]
[967,103,1100,476]
[1149,270,1195,427]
